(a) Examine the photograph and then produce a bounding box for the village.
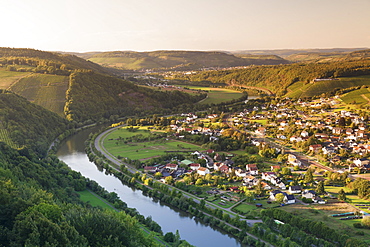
[136,95,370,220]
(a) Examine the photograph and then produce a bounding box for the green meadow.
[103,126,201,160]
[0,68,33,89]
[186,86,243,104]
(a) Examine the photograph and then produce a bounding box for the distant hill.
[71,50,289,71]
[183,58,370,97]
[0,48,205,122]
[231,48,368,58]
[0,47,109,74]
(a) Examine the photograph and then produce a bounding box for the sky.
[0,0,369,52]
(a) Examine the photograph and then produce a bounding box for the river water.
[56,126,242,247]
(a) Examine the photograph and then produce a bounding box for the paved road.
[93,125,274,246]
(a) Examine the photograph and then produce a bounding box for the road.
[93,125,274,246]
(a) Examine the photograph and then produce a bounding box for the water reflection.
[57,127,242,247]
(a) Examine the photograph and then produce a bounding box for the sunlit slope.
[88,50,289,71]
[285,75,370,98]
[9,74,69,116]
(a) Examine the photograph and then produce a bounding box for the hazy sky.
[1,0,369,52]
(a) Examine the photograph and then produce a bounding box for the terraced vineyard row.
[0,128,20,149]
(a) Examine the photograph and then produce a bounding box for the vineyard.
[9,74,69,116]
[0,128,20,149]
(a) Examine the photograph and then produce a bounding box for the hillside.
[0,90,69,155]
[84,50,289,71]
[0,134,158,246]
[182,58,370,97]
[64,71,205,122]
[0,47,109,74]
[231,48,368,58]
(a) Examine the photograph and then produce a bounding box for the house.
[354,158,370,168]
[269,190,295,204]
[332,127,342,135]
[269,190,284,201]
[288,154,301,166]
[284,194,296,204]
[309,144,322,153]
[255,127,266,135]
[262,172,277,181]
[144,166,158,173]
[188,163,201,171]
[235,169,247,177]
[301,130,309,137]
[197,167,210,176]
[289,185,302,194]
[166,163,178,170]
[246,164,259,175]
[219,164,229,173]
[302,190,317,199]
[277,182,287,190]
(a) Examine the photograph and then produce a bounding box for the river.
[56,126,243,247]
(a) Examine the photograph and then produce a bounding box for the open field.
[280,201,370,243]
[77,190,116,211]
[0,68,32,89]
[185,86,243,104]
[9,74,69,116]
[103,126,201,160]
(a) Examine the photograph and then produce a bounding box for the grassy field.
[280,202,370,243]
[103,126,201,160]
[9,74,69,116]
[77,190,117,211]
[185,86,243,104]
[0,68,33,89]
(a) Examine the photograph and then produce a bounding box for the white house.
[289,185,302,194]
[197,167,210,176]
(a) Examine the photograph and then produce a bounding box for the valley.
[1,47,370,247]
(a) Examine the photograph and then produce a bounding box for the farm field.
[103,126,201,160]
[285,75,370,98]
[280,201,370,243]
[340,87,370,105]
[185,86,243,104]
[0,68,32,89]
[9,74,69,116]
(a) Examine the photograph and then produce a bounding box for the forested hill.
[184,58,370,96]
[64,71,206,122]
[0,90,69,155]
[84,50,289,71]
[0,142,158,246]
[0,47,109,75]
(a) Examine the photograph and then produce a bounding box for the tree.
[275,193,285,203]
[165,176,174,185]
[338,189,346,201]
[304,169,314,183]
[361,216,370,228]
[255,180,265,196]
[316,181,325,195]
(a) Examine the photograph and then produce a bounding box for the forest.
[0,91,70,156]
[64,71,206,123]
